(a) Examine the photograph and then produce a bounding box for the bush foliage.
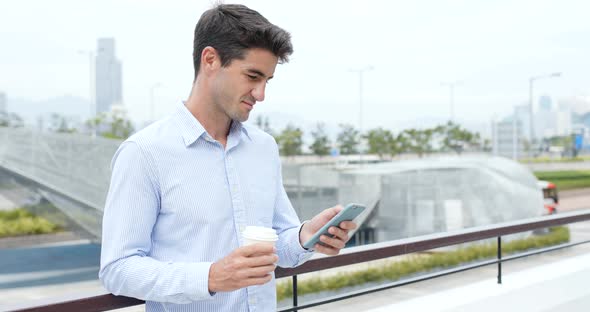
[0,208,61,238]
[277,226,570,301]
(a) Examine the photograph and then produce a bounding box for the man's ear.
[200,46,220,75]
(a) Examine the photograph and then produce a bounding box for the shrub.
[0,208,61,238]
[277,227,570,301]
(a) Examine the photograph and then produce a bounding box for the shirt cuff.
[298,220,313,251]
[295,221,314,260]
[185,262,216,301]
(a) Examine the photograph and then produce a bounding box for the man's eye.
[247,75,258,80]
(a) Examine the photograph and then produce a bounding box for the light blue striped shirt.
[99,102,313,311]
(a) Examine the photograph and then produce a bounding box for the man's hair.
[193,4,293,78]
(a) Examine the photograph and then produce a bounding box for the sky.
[1,0,590,133]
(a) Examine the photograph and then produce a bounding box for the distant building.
[492,117,525,159]
[513,105,530,140]
[0,92,6,113]
[95,38,123,115]
[559,96,590,115]
[539,95,552,111]
[534,95,572,138]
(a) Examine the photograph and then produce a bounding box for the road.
[526,161,590,172]
[559,188,590,212]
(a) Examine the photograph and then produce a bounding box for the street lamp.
[528,72,561,153]
[149,83,163,122]
[441,81,462,123]
[349,66,373,165]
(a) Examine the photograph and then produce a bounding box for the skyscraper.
[95,38,122,115]
[539,95,552,111]
[492,117,525,159]
[0,92,6,113]
[513,105,530,140]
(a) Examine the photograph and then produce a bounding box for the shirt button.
[239,225,245,232]
[248,297,256,305]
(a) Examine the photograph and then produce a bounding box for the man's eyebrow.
[246,69,273,80]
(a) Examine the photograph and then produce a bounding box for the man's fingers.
[331,204,344,213]
[314,243,339,256]
[235,243,275,257]
[241,264,276,278]
[328,226,349,241]
[320,234,345,250]
[327,205,344,219]
[225,253,276,271]
[242,254,278,268]
[318,205,343,222]
[243,274,273,287]
[338,221,357,231]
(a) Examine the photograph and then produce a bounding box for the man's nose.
[251,82,266,102]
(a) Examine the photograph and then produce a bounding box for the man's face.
[211,48,278,122]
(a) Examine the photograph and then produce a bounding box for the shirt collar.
[175,102,252,147]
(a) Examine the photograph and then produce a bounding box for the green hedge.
[277,226,569,301]
[534,170,590,190]
[520,156,590,163]
[0,208,61,238]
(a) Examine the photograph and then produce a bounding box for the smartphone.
[302,203,366,250]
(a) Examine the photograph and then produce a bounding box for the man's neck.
[185,85,231,145]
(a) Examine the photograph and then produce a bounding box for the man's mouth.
[242,101,254,109]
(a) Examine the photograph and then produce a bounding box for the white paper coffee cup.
[242,226,278,247]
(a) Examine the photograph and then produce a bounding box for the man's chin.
[233,113,250,123]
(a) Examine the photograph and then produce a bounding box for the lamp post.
[441,81,462,123]
[528,72,561,155]
[349,66,373,165]
[149,83,163,122]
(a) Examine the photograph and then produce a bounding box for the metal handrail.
[276,209,590,277]
[8,209,590,312]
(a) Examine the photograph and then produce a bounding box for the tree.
[364,127,394,159]
[0,112,24,128]
[276,123,303,157]
[401,128,434,157]
[85,112,134,140]
[254,115,273,136]
[85,113,106,136]
[49,113,76,133]
[337,123,360,155]
[309,122,331,157]
[436,121,480,154]
[391,133,410,157]
[103,116,134,139]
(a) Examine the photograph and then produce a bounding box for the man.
[99,4,356,311]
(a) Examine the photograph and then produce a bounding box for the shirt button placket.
[225,152,246,244]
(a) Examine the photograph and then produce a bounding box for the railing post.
[293,275,298,311]
[497,236,502,284]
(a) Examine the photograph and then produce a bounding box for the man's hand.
[208,244,278,292]
[299,205,358,255]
